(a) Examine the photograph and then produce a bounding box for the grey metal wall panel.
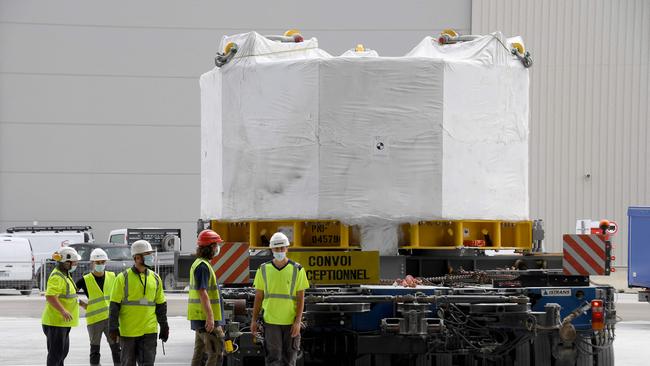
[0,0,471,247]
[0,172,198,222]
[0,123,199,174]
[0,74,199,125]
[0,0,470,32]
[472,0,650,267]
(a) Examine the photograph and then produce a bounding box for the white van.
[0,237,35,295]
[1,226,94,272]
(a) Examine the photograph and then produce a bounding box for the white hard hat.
[90,248,109,262]
[131,240,153,256]
[56,247,81,262]
[269,232,290,248]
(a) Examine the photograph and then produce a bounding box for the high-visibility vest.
[41,268,79,327]
[258,260,302,325]
[83,271,115,325]
[113,268,162,337]
[187,258,222,321]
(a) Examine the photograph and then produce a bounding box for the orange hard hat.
[197,229,223,247]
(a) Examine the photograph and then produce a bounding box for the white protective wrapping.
[201,32,529,254]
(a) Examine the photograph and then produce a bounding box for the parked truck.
[108,228,196,290]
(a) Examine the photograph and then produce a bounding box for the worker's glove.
[159,322,169,342]
[109,329,120,343]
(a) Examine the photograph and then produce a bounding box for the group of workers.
[41,229,309,366]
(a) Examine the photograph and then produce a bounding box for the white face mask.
[94,264,105,273]
[69,264,77,273]
[143,254,154,267]
[273,252,286,261]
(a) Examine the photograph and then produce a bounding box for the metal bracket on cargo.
[215,43,238,67]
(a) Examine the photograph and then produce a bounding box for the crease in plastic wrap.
[201,32,529,255]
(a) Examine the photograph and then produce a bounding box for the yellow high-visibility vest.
[83,271,115,325]
[256,261,305,325]
[110,268,164,337]
[42,268,79,327]
[187,258,222,321]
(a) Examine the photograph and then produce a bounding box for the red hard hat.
[197,229,223,247]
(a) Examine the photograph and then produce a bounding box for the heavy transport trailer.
[191,219,618,365]
[217,270,616,366]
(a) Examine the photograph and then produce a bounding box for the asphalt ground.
[0,291,647,365]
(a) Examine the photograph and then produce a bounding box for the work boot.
[90,344,101,365]
[109,342,122,366]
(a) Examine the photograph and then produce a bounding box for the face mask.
[69,264,77,273]
[273,252,286,261]
[94,264,105,273]
[214,245,220,258]
[143,255,154,267]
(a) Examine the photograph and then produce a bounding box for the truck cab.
[108,228,181,252]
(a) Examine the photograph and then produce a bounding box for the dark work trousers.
[120,333,157,366]
[42,325,71,366]
[87,319,121,366]
[191,329,224,366]
[264,324,300,366]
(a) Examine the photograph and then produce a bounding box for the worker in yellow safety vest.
[188,229,226,366]
[41,246,81,366]
[108,240,168,366]
[251,232,310,366]
[76,248,121,366]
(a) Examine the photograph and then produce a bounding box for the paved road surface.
[0,291,647,365]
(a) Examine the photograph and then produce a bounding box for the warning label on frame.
[288,251,380,285]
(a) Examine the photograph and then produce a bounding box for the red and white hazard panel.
[562,234,611,276]
[211,242,250,284]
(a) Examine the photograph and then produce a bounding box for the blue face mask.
[94,264,105,273]
[143,254,154,267]
[273,252,286,261]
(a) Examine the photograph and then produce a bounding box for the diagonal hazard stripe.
[562,250,581,275]
[218,248,248,282]
[564,235,604,274]
[572,235,606,264]
[234,267,250,284]
[215,244,248,279]
[213,243,240,269]
[563,248,589,275]
[225,260,249,284]
[580,235,606,260]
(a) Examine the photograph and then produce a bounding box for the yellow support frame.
[210,219,356,249]
[401,220,533,251]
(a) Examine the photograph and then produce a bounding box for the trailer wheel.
[162,272,177,290]
[20,290,32,296]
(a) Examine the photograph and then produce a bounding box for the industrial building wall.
[0,0,471,249]
[472,0,650,266]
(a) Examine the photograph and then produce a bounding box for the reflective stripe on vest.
[121,269,158,307]
[83,271,115,325]
[260,262,298,300]
[51,271,79,300]
[187,258,222,321]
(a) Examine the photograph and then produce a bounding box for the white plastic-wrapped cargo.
[201,32,529,254]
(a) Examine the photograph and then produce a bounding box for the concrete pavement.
[0,291,648,365]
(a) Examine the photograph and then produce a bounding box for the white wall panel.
[472,0,650,267]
